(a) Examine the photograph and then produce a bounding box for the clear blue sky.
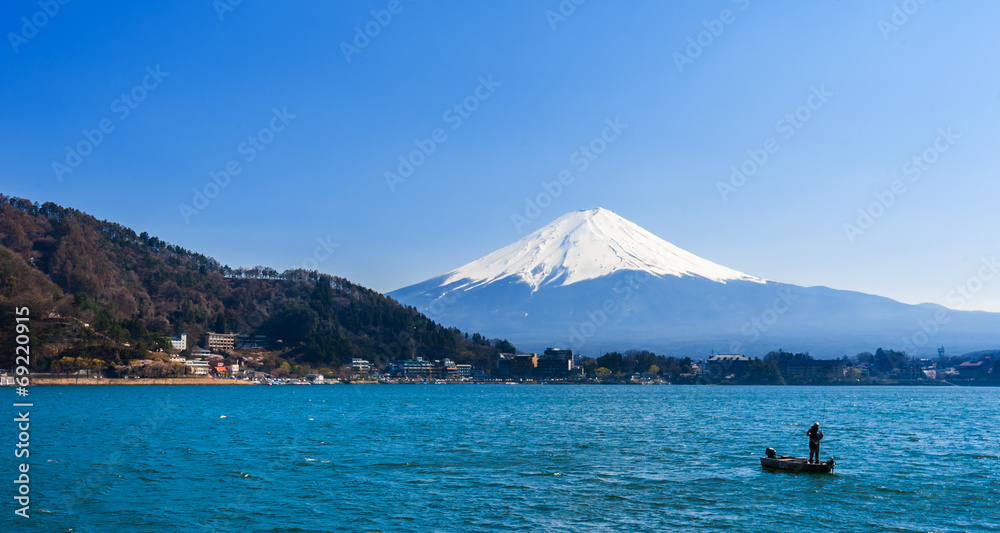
[3,1,1000,311]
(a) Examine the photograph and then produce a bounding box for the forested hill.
[0,195,513,372]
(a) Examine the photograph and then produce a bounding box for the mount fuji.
[388,208,1000,357]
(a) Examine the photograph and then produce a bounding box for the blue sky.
[3,0,1000,311]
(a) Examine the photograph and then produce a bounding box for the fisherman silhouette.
[806,422,823,463]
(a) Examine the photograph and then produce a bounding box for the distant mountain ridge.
[389,208,1000,357]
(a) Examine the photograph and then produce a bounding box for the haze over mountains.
[390,209,1000,357]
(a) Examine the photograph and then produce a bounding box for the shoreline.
[30,377,255,386]
[21,378,1000,386]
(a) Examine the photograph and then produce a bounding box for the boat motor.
[765,448,777,458]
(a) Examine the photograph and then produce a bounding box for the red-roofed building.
[213,362,230,378]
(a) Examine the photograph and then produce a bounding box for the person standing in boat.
[806,422,823,463]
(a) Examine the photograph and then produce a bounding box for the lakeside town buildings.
[58,325,992,384]
[495,348,581,380]
[386,357,475,380]
[707,354,848,382]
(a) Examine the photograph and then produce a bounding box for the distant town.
[7,328,998,386]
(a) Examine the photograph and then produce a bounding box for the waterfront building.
[779,359,845,381]
[397,357,432,378]
[205,332,238,350]
[168,333,187,351]
[938,367,960,379]
[387,358,479,381]
[184,359,210,376]
[895,365,924,380]
[536,348,576,379]
[431,358,458,379]
[957,361,987,379]
[213,362,230,377]
[510,353,538,379]
[708,354,750,377]
[497,353,515,378]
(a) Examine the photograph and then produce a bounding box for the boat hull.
[760,456,835,473]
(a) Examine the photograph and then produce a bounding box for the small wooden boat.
[760,455,834,473]
[760,448,834,473]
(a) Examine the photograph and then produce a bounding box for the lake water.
[8,385,1000,532]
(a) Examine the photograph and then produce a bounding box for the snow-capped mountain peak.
[389,207,1000,357]
[440,208,764,292]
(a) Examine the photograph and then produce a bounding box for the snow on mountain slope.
[438,208,764,292]
[388,208,1000,356]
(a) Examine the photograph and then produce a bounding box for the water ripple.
[20,385,1000,532]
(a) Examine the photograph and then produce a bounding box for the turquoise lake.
[6,385,999,532]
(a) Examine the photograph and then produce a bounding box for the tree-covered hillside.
[0,195,512,373]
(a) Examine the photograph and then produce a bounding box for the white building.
[184,359,210,376]
[169,333,188,352]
